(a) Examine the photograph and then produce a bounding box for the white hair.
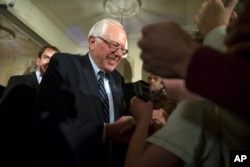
[88,18,123,38]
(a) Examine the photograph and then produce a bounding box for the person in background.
[0,45,60,103]
[0,45,60,167]
[147,73,177,114]
[146,73,177,133]
[32,18,135,167]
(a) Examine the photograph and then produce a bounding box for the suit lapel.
[107,73,123,120]
[79,55,100,96]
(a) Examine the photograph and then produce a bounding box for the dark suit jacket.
[0,72,39,103]
[0,85,37,167]
[33,53,126,167]
[0,73,39,166]
[0,85,5,99]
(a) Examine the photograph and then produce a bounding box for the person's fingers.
[224,0,239,13]
[119,122,135,134]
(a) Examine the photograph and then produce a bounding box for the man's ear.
[230,11,238,22]
[89,36,96,51]
[35,57,40,66]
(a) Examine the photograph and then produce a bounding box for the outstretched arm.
[125,97,183,167]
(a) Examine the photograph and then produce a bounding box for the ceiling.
[0,0,204,59]
[32,0,203,46]
[0,8,41,59]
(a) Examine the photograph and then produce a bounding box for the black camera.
[132,80,151,101]
[123,80,151,114]
[123,80,177,115]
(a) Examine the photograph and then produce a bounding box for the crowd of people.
[126,0,250,167]
[0,0,249,167]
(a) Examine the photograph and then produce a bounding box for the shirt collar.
[88,53,102,79]
[35,70,42,84]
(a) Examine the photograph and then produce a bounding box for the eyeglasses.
[96,36,128,56]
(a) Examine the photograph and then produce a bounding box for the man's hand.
[152,108,168,125]
[130,96,153,123]
[106,116,136,143]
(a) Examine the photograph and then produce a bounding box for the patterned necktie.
[98,71,110,123]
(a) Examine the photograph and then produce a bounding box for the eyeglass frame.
[95,36,128,56]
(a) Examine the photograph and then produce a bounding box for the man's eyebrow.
[42,55,51,58]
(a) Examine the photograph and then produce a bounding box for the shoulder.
[178,99,213,109]
[8,73,36,84]
[51,52,82,61]
[49,53,86,68]
[167,99,217,126]
[8,74,27,82]
[175,99,215,114]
